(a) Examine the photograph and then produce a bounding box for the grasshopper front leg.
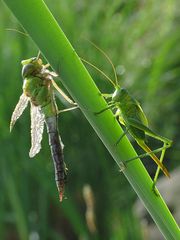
[95,103,116,115]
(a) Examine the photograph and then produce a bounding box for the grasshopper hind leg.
[152,142,167,196]
[118,140,170,195]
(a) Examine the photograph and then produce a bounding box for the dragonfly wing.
[10,93,29,131]
[29,103,45,158]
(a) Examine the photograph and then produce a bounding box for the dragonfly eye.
[22,63,36,78]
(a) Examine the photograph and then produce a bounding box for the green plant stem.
[3,0,179,239]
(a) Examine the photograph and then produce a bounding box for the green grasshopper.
[82,42,172,192]
[10,53,77,201]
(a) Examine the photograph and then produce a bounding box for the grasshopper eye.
[112,88,122,102]
[112,89,119,101]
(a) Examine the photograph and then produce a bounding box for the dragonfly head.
[21,57,43,78]
[112,87,129,102]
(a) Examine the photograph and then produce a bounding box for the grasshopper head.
[112,87,129,102]
[21,57,43,78]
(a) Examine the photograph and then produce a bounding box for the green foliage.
[0,0,180,239]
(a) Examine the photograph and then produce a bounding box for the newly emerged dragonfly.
[82,41,172,193]
[10,54,77,201]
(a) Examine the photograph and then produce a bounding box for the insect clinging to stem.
[10,52,78,201]
[82,41,172,192]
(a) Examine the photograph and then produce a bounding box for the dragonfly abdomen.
[45,116,67,201]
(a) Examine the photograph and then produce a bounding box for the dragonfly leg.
[57,105,79,114]
[43,63,50,68]
[51,79,76,105]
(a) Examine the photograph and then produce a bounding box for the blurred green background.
[0,0,180,239]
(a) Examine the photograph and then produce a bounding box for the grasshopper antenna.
[6,29,41,62]
[6,28,29,37]
[85,39,118,87]
[81,57,116,88]
[6,28,40,60]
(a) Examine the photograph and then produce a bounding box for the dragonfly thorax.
[23,76,51,108]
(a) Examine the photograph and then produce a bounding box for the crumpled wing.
[10,93,29,132]
[29,103,45,158]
